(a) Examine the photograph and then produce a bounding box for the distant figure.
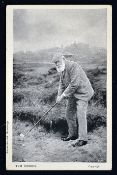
[52,53,94,147]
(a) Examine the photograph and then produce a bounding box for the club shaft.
[24,102,57,136]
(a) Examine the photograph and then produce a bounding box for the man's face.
[54,57,65,73]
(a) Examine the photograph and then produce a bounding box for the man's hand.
[56,93,65,103]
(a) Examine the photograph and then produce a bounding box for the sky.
[13,8,107,52]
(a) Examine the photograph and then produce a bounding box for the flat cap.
[52,52,64,63]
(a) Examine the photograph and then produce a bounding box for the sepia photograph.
[6,5,112,170]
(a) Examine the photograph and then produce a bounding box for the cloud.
[13,8,107,52]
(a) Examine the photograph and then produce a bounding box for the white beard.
[56,62,65,73]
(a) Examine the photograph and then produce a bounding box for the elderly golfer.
[52,53,94,147]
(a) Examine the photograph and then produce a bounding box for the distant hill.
[13,42,106,69]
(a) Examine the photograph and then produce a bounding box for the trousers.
[65,96,88,141]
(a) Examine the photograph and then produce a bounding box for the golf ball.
[20,133,25,138]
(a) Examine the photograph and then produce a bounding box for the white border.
[6,5,112,170]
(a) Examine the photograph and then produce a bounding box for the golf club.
[19,102,57,138]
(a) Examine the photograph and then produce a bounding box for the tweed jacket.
[58,59,94,101]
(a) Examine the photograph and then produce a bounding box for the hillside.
[13,42,107,162]
[13,42,106,69]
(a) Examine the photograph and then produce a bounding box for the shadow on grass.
[13,110,106,137]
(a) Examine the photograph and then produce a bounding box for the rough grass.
[13,120,106,162]
[13,103,106,135]
[12,59,107,163]
[13,60,106,135]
